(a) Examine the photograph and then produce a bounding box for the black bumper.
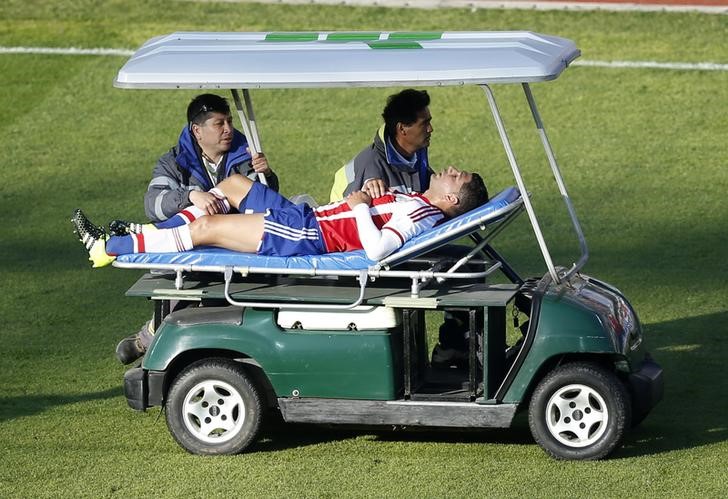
[628,354,664,423]
[123,367,165,411]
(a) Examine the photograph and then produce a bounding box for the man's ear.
[444,192,460,209]
[396,121,407,137]
[190,123,201,140]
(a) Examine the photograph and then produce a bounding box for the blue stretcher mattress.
[115,187,521,271]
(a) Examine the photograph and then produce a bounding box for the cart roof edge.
[114,31,580,89]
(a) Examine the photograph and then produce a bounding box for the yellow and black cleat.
[71,209,116,268]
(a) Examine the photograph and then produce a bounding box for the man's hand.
[189,190,226,216]
[249,151,272,177]
[346,190,372,209]
[363,178,388,198]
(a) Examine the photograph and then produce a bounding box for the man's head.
[187,94,235,160]
[428,166,489,217]
[382,89,433,155]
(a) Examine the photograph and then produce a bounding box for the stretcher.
[114,186,524,307]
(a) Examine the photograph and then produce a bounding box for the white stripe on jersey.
[314,192,413,223]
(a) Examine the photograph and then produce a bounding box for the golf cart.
[113,31,663,460]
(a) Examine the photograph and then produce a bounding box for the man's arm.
[144,153,195,222]
[362,178,388,198]
[347,192,402,261]
[347,161,387,198]
[349,193,446,261]
[251,153,280,192]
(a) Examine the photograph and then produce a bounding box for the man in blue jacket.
[115,93,279,364]
[144,94,278,222]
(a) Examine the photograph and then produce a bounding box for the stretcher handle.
[223,267,368,310]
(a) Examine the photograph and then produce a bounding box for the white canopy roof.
[114,31,580,89]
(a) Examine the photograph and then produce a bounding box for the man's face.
[431,166,473,195]
[399,107,433,152]
[192,111,234,158]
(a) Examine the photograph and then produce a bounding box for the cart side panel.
[143,307,403,400]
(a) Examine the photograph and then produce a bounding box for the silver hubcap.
[545,383,608,448]
[182,379,245,444]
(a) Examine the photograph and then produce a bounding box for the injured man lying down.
[73,166,488,268]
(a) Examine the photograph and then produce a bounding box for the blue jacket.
[144,126,279,222]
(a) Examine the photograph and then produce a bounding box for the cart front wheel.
[166,358,263,455]
[528,362,630,460]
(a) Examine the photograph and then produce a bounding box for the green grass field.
[1,0,727,497]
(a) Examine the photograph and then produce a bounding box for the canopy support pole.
[522,83,588,281]
[231,89,267,185]
[481,84,560,284]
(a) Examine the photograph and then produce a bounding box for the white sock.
[177,189,231,221]
[135,225,194,253]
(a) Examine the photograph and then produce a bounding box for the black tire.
[165,358,263,455]
[528,362,631,460]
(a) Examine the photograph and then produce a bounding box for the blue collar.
[175,126,251,190]
[384,136,418,170]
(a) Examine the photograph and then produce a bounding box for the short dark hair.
[454,173,489,216]
[382,89,430,140]
[187,94,230,126]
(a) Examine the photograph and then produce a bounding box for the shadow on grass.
[252,417,534,455]
[0,387,121,423]
[616,310,728,458]
[252,420,363,453]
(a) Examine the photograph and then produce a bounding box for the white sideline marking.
[1,46,727,72]
[196,0,728,15]
[573,60,728,71]
[0,46,134,56]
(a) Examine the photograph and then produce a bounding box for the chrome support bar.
[223,267,368,309]
[231,89,267,185]
[481,84,560,283]
[522,83,589,281]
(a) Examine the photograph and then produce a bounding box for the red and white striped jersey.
[314,191,445,254]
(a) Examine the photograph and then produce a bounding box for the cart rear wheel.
[528,362,630,460]
[166,358,263,455]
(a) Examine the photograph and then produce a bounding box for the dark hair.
[187,94,230,126]
[381,89,430,140]
[454,173,489,216]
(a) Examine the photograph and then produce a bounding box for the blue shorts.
[239,182,326,257]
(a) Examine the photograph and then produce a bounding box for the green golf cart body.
[114,31,663,460]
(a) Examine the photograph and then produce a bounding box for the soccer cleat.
[109,219,145,236]
[71,209,116,268]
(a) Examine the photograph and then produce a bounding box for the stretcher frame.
[114,187,525,308]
